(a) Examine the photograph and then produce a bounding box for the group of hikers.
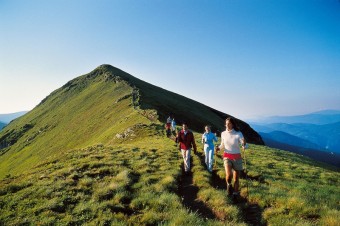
[165,116,176,136]
[167,116,247,200]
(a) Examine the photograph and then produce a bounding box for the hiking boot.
[227,183,233,196]
[232,192,240,202]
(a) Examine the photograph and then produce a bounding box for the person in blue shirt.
[201,125,218,172]
[171,118,176,133]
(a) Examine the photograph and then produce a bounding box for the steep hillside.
[95,65,263,143]
[0,65,262,179]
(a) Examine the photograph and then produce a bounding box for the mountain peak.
[0,65,263,178]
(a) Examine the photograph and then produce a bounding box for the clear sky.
[1,0,339,120]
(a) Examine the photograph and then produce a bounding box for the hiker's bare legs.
[225,164,233,184]
[233,170,240,192]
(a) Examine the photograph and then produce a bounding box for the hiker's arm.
[217,134,224,151]
[177,133,182,143]
[239,133,246,149]
[213,133,218,142]
[241,138,246,149]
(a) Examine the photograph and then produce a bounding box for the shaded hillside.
[96,65,263,144]
[0,65,262,179]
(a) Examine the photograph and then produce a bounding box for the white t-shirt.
[219,129,244,154]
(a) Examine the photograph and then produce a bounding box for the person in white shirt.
[216,117,246,199]
[201,125,218,173]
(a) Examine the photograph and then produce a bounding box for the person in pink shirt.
[216,117,246,199]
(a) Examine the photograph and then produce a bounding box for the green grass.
[0,142,221,225]
[1,131,339,225]
[242,145,340,225]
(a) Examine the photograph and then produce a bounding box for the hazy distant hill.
[0,111,28,123]
[261,134,340,167]
[259,131,322,150]
[0,121,6,130]
[251,122,340,154]
[251,110,340,125]
[0,64,263,179]
[250,111,340,166]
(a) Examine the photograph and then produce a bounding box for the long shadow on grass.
[177,159,216,220]
[196,152,267,226]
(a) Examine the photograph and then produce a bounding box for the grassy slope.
[242,145,339,225]
[0,69,151,179]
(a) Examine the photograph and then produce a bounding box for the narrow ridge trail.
[177,160,216,220]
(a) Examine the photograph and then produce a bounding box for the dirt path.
[172,133,265,225]
[177,162,216,220]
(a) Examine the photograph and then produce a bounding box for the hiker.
[171,118,176,132]
[178,122,197,173]
[216,117,246,199]
[201,125,218,173]
[165,116,172,137]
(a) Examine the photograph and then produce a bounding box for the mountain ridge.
[95,65,263,144]
[0,64,263,179]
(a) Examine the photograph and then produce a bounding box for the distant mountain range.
[0,111,28,131]
[0,111,28,124]
[250,110,340,125]
[0,122,6,130]
[250,111,340,166]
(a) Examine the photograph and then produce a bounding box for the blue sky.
[1,0,339,120]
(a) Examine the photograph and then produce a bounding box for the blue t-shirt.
[202,132,218,148]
